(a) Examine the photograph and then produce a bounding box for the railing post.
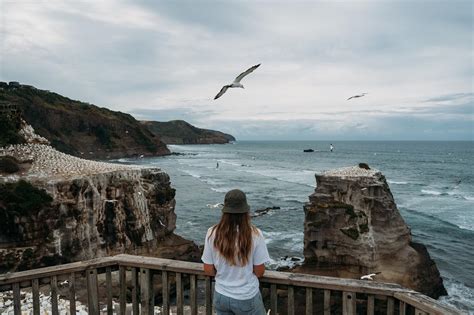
[287,285,294,315]
[205,276,212,315]
[271,284,277,315]
[13,282,20,315]
[387,297,394,315]
[176,272,184,315]
[140,268,154,315]
[69,272,76,315]
[324,290,331,315]
[32,278,40,315]
[343,291,356,315]
[367,294,374,315]
[86,269,99,315]
[51,275,59,315]
[305,287,313,315]
[162,270,170,315]
[131,267,139,315]
[190,274,197,315]
[119,266,127,315]
[106,267,113,315]
[399,300,406,315]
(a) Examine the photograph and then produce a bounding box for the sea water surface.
[120,141,473,312]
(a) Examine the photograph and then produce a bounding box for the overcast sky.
[1,0,472,140]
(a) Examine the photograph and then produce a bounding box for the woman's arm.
[253,264,265,278]
[203,263,216,277]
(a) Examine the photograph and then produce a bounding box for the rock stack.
[294,165,447,298]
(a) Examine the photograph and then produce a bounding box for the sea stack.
[294,165,447,298]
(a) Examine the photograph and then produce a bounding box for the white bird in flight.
[214,64,261,100]
[347,93,368,100]
[360,272,381,280]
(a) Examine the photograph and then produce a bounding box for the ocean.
[120,141,474,312]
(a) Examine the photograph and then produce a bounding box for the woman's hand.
[203,263,216,277]
[253,264,265,278]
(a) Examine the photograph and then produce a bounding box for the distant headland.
[0,81,235,159]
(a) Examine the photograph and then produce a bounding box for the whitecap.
[421,189,442,195]
[210,187,230,193]
[388,180,408,185]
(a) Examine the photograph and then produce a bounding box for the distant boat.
[303,149,314,152]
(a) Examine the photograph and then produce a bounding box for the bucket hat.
[222,189,250,213]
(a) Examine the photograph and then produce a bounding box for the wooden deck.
[0,254,463,315]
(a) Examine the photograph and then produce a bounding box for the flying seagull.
[360,272,381,280]
[214,64,261,100]
[347,93,368,100]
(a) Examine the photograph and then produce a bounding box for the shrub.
[0,156,20,173]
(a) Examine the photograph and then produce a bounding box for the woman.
[202,189,270,315]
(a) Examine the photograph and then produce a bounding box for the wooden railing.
[0,254,463,315]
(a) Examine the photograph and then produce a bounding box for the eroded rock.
[294,166,447,298]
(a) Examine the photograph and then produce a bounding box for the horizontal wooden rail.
[0,254,463,315]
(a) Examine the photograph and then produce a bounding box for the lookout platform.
[0,254,462,315]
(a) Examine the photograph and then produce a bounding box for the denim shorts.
[213,290,266,315]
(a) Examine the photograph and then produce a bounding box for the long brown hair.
[209,212,258,266]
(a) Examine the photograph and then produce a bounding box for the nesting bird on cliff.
[214,64,261,100]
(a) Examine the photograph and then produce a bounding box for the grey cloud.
[424,93,473,103]
[132,0,254,33]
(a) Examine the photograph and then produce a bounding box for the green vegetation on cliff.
[0,114,24,147]
[0,85,170,158]
[0,180,53,239]
[142,120,235,144]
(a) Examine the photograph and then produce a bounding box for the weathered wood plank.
[0,256,117,285]
[131,268,139,315]
[162,271,170,315]
[367,294,374,315]
[387,297,394,315]
[305,287,313,315]
[51,275,59,315]
[140,268,154,315]
[324,290,331,315]
[86,269,99,315]
[106,267,113,315]
[69,272,76,315]
[119,266,126,315]
[205,276,212,315]
[270,284,277,315]
[13,282,20,315]
[113,254,415,296]
[288,285,294,315]
[395,292,460,315]
[399,300,406,315]
[32,278,40,315]
[190,274,197,315]
[343,291,356,315]
[176,272,184,315]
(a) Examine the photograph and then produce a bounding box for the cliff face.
[295,166,446,298]
[0,146,200,272]
[0,85,169,159]
[142,120,235,144]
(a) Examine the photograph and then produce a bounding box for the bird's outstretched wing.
[234,64,261,83]
[347,96,355,100]
[214,85,231,100]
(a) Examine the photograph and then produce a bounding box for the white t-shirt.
[201,227,270,300]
